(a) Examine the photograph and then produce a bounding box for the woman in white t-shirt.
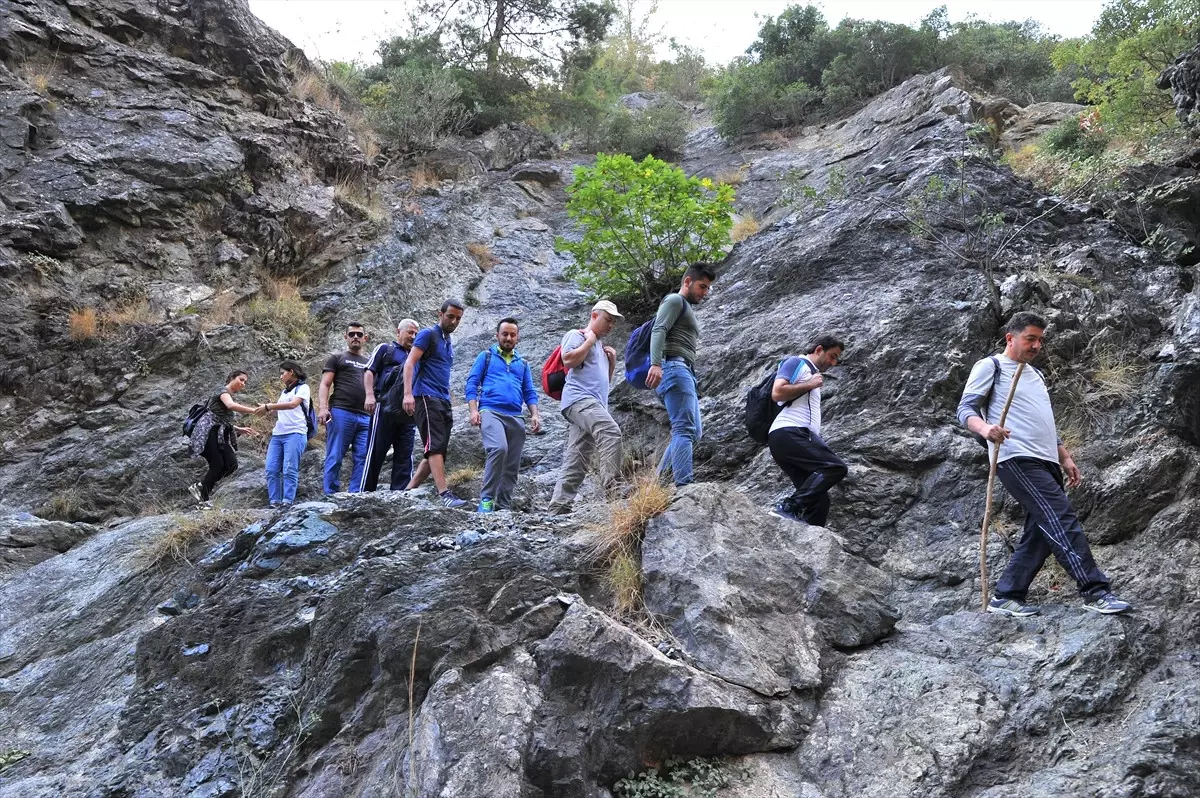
[263,360,312,507]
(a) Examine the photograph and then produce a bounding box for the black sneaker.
[1083,592,1131,614]
[769,502,800,522]
[439,490,469,509]
[987,598,1041,617]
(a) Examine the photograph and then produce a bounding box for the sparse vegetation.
[411,165,440,192]
[103,298,158,328]
[202,291,240,331]
[614,757,740,798]
[68,307,99,341]
[599,102,689,160]
[141,510,258,567]
[466,242,499,271]
[446,466,483,489]
[242,277,315,345]
[333,174,389,228]
[583,473,673,616]
[714,166,747,186]
[729,216,760,243]
[0,749,30,772]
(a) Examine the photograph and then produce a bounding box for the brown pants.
[549,397,622,511]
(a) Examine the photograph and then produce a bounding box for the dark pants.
[358,409,416,492]
[200,426,238,500]
[995,457,1110,600]
[767,426,848,526]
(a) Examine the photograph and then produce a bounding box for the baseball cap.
[591,300,624,319]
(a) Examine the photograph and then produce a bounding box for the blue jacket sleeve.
[465,351,487,401]
[522,360,539,407]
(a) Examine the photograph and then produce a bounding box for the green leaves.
[557,153,734,306]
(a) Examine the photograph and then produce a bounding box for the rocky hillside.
[2,1,1200,796]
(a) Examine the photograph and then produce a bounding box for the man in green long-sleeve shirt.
[644,263,717,485]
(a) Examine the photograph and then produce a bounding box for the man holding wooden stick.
[957,311,1131,617]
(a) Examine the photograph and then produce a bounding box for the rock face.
[1,3,1200,795]
[1159,41,1200,136]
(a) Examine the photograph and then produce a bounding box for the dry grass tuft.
[334,175,389,227]
[730,216,760,243]
[142,510,258,567]
[446,466,482,489]
[292,70,337,111]
[104,298,158,328]
[466,242,499,271]
[411,166,439,192]
[242,277,314,344]
[715,165,748,185]
[39,487,85,521]
[202,291,239,330]
[581,473,673,617]
[68,307,99,340]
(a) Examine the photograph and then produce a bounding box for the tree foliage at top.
[1053,0,1200,133]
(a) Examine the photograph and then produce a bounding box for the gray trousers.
[480,410,526,509]
[550,397,622,510]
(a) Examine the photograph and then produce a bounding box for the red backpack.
[542,329,585,400]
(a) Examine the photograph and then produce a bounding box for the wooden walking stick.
[980,362,1026,611]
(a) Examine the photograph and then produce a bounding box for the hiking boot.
[1083,592,1132,614]
[188,483,204,504]
[987,597,1041,617]
[439,490,469,509]
[545,503,572,516]
[769,502,800,522]
[477,498,495,513]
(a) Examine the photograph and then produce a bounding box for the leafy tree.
[558,153,734,306]
[656,39,711,102]
[943,17,1069,103]
[1053,0,1200,133]
[600,102,688,159]
[361,66,468,149]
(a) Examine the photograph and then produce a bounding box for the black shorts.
[414,396,453,455]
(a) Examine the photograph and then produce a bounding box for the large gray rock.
[1159,41,1200,136]
[643,485,898,697]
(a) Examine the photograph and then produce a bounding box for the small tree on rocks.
[558,153,734,307]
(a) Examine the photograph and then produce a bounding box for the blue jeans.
[265,432,306,504]
[323,408,370,494]
[655,360,701,486]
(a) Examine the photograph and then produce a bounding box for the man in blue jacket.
[465,317,542,512]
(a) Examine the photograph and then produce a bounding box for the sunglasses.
[346,331,365,338]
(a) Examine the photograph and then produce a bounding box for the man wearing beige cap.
[547,300,623,514]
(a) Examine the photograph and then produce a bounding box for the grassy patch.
[446,466,482,489]
[411,165,439,192]
[201,291,239,330]
[333,175,388,227]
[729,216,759,243]
[242,277,315,345]
[142,510,258,567]
[103,298,158,328]
[39,487,86,521]
[68,307,98,340]
[0,748,30,772]
[714,165,747,185]
[466,242,499,271]
[583,473,673,617]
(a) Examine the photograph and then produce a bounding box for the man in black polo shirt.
[319,322,371,494]
[403,299,468,508]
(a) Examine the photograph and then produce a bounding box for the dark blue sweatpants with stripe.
[995,457,1110,600]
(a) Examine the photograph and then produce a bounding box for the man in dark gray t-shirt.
[548,300,623,515]
[644,263,716,487]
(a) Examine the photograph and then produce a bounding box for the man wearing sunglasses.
[319,322,371,494]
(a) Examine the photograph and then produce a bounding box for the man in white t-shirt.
[767,335,847,525]
[547,300,622,515]
[958,311,1131,616]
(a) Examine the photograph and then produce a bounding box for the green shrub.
[1042,112,1110,158]
[614,757,738,798]
[558,153,734,307]
[600,103,689,160]
[711,60,821,138]
[362,66,468,150]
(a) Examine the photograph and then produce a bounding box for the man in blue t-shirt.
[402,299,468,508]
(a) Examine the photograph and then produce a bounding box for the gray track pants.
[480,409,526,509]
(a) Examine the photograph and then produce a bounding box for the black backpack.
[745,358,812,444]
[182,403,208,436]
[374,343,408,414]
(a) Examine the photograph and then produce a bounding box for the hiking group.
[184,272,1130,616]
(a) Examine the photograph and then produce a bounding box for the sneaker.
[987,598,1041,617]
[545,503,572,516]
[198,500,215,511]
[769,502,800,522]
[188,483,204,504]
[439,490,469,509]
[477,498,495,513]
[1083,592,1132,614]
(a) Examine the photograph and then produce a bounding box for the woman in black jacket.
[187,369,263,508]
